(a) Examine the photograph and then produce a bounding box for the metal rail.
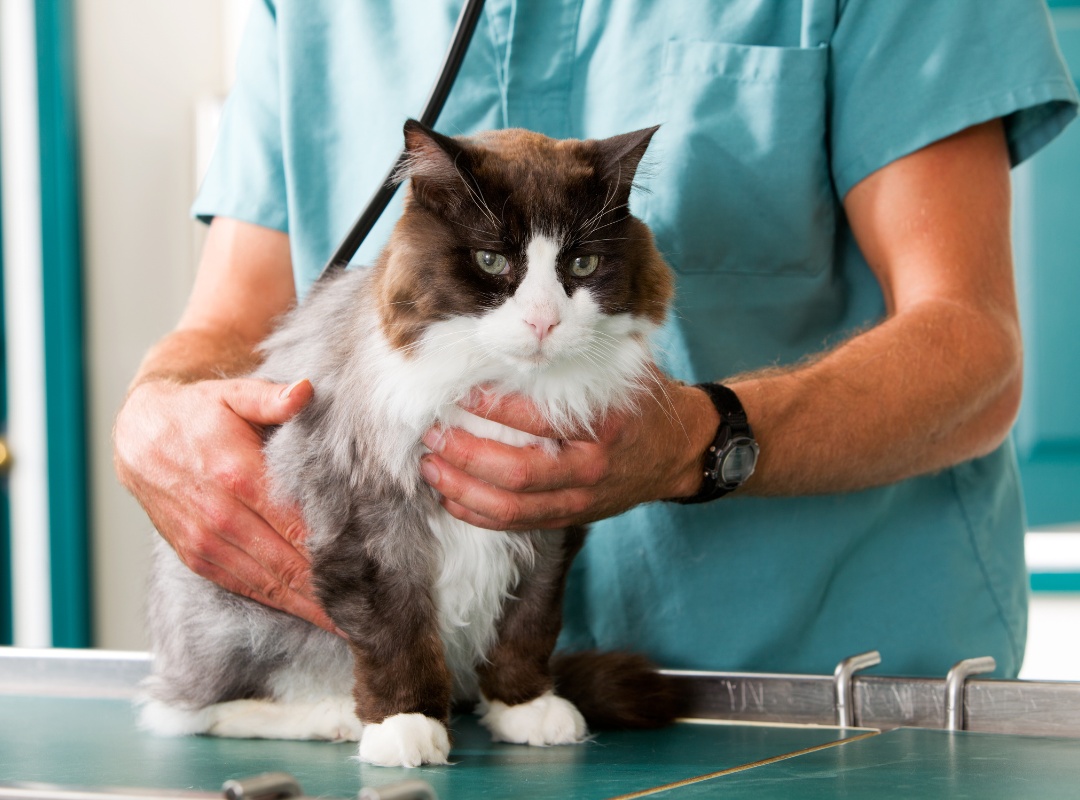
[3,647,1080,738]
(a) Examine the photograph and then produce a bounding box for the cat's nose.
[525,315,559,341]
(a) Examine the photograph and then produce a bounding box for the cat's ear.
[398,119,472,211]
[594,125,660,195]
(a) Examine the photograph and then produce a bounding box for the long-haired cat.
[140,120,679,768]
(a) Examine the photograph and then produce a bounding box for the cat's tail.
[550,650,688,730]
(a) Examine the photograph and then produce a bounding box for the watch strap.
[672,383,755,505]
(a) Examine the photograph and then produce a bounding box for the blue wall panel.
[1012,10,1080,527]
[35,0,90,647]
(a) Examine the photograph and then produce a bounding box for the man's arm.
[419,119,1021,528]
[732,117,1021,494]
[114,217,336,631]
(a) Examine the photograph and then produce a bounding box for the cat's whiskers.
[578,236,628,246]
[398,329,490,368]
[450,218,501,243]
[579,173,625,238]
[639,367,690,444]
[579,194,619,238]
[580,213,628,239]
[452,154,501,229]
[577,329,688,440]
[409,331,487,364]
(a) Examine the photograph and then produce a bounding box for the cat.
[139,119,679,768]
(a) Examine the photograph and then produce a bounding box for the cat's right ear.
[398,119,470,211]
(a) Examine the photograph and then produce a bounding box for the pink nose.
[526,316,559,341]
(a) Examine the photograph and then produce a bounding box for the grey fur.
[142,123,674,737]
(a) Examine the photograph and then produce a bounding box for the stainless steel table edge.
[3,648,1078,737]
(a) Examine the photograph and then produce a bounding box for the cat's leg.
[140,696,363,741]
[477,526,589,747]
[314,518,453,768]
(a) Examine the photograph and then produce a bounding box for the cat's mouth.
[521,350,552,368]
[508,343,555,370]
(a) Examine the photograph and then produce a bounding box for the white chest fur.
[428,406,541,699]
[366,296,653,697]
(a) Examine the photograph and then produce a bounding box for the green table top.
[3,695,1078,799]
[0,696,862,799]
[652,727,1080,800]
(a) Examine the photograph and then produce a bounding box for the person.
[114,0,1078,678]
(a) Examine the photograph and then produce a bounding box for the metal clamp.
[944,656,996,731]
[359,781,438,800]
[222,773,304,800]
[833,650,881,728]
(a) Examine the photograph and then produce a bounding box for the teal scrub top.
[194,0,1079,678]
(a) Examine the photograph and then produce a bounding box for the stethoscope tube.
[321,0,487,277]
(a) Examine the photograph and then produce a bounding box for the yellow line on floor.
[607,729,882,800]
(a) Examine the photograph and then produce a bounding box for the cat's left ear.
[400,119,466,183]
[398,119,474,212]
[595,125,660,194]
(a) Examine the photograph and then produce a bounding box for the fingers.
[461,390,581,440]
[172,495,336,634]
[184,536,335,633]
[423,426,605,493]
[420,451,593,531]
[221,377,314,427]
[116,376,339,633]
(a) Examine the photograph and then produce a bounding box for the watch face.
[720,437,759,485]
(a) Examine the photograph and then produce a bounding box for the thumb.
[220,378,314,426]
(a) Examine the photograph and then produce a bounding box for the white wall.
[75,0,249,649]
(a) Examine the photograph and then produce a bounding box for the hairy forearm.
[728,299,1021,496]
[130,326,263,390]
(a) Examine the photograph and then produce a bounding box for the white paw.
[140,697,363,741]
[478,690,588,746]
[138,698,213,736]
[357,713,451,768]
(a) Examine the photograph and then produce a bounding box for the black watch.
[672,383,759,504]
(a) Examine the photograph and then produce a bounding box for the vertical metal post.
[833,650,881,728]
[944,656,996,731]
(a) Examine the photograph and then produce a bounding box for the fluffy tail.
[550,651,687,730]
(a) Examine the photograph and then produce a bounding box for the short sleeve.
[191,0,288,232]
[830,0,1079,199]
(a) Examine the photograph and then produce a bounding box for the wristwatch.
[673,383,759,504]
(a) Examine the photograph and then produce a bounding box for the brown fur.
[142,120,679,758]
[552,651,687,730]
[374,122,673,351]
[477,527,588,707]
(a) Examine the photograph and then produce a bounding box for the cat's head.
[372,120,673,412]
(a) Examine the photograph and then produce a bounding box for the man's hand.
[419,372,719,531]
[114,375,337,633]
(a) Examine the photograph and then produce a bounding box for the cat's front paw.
[478,690,588,746]
[357,713,451,768]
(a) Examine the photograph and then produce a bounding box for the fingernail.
[420,457,441,485]
[334,627,349,640]
[422,427,445,453]
[280,379,306,400]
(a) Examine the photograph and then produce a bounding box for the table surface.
[2,694,1078,799]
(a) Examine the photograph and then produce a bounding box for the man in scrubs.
[115,1,1079,678]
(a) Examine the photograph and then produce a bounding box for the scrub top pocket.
[648,40,834,277]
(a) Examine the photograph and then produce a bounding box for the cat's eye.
[474,250,509,276]
[570,254,599,277]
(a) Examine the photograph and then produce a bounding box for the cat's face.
[373,121,672,382]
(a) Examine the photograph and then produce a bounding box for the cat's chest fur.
[425,407,547,697]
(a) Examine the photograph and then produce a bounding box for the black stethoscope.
[320,0,487,278]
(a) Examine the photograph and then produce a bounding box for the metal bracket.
[222,773,304,800]
[944,656,996,731]
[358,781,439,800]
[833,650,881,728]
